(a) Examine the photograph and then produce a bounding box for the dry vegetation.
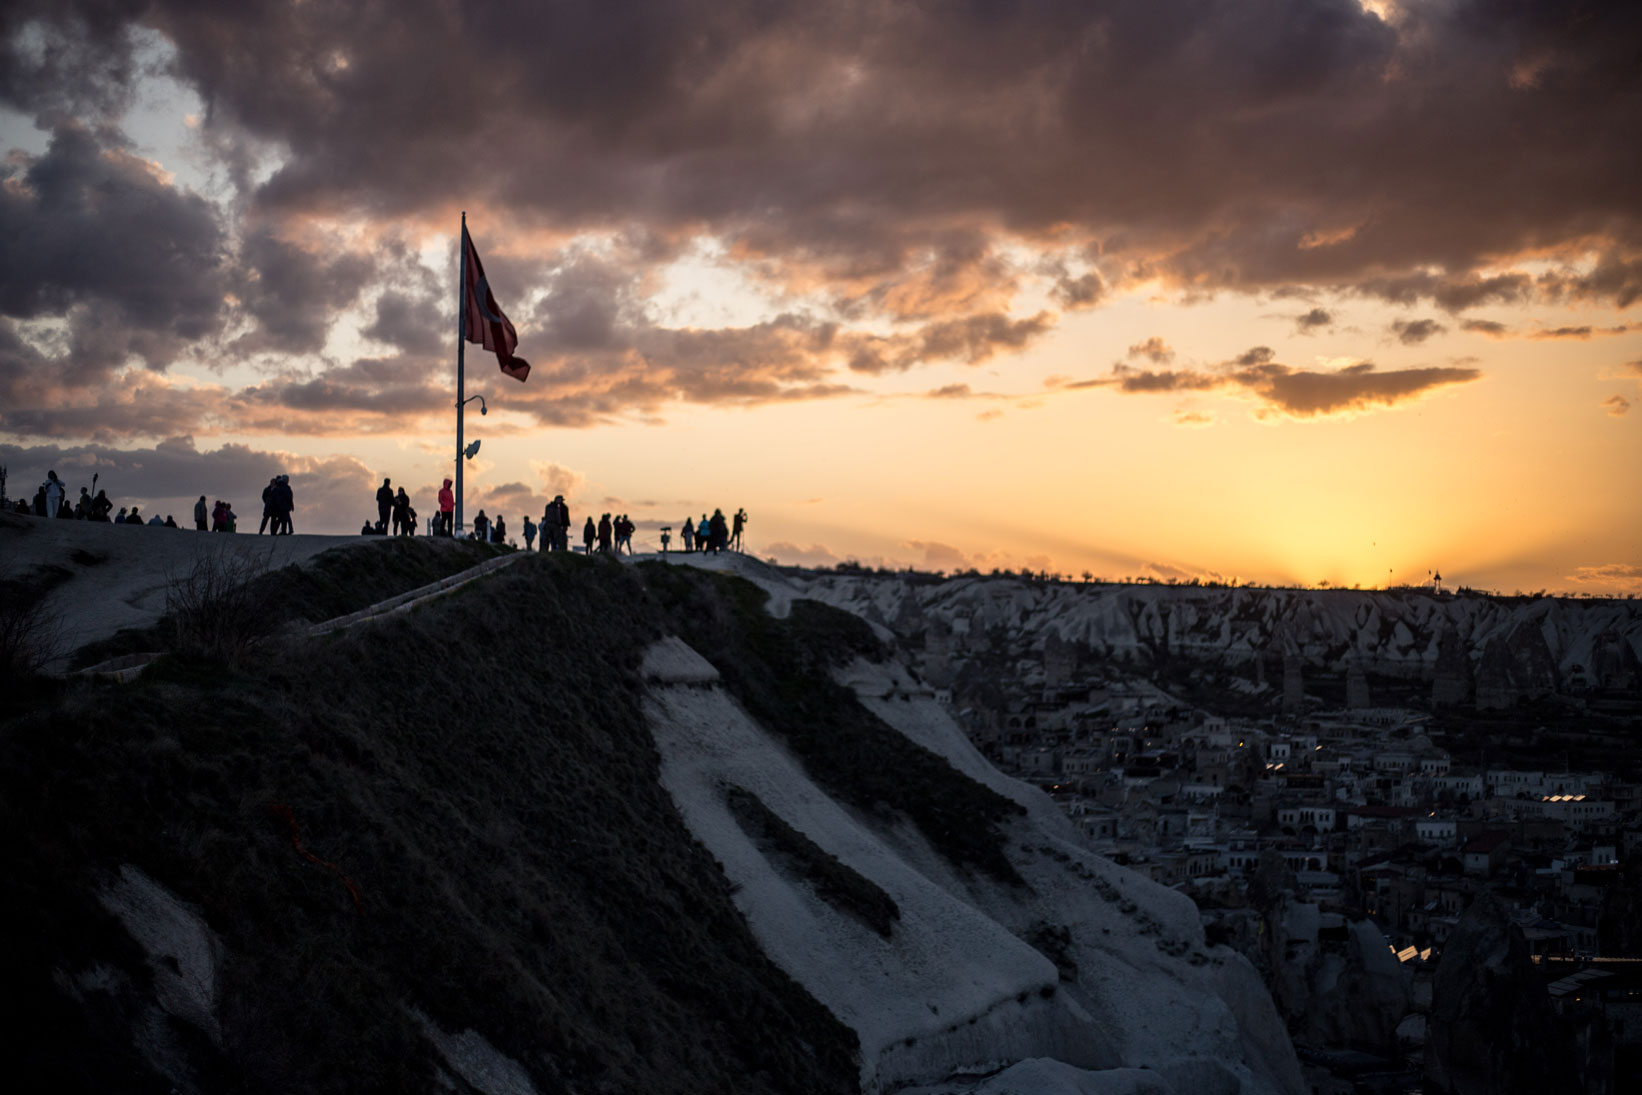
[0,564,69,685]
[2,550,859,1094]
[1,545,1037,1094]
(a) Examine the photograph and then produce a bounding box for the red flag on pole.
[462,227,530,382]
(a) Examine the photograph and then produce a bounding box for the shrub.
[0,572,65,683]
[164,544,280,666]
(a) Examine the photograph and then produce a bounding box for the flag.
[462,227,530,382]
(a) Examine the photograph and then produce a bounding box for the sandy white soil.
[639,595,1303,1094]
[1,513,378,668]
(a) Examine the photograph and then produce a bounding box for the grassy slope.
[0,553,859,1094]
[69,537,510,670]
[1,550,1036,1094]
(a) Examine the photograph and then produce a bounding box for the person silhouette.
[376,478,394,531]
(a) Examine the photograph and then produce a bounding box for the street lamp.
[454,394,487,533]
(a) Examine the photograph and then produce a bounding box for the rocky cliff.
[793,574,1642,696]
[1425,896,1580,1095]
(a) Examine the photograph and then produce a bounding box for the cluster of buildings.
[947,676,1640,964]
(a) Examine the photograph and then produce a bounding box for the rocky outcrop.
[1475,620,1559,709]
[1425,896,1580,1095]
[794,576,1642,693]
[1217,853,1410,1056]
[1597,860,1642,958]
[643,640,1306,1094]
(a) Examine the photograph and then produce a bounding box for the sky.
[1,0,1638,594]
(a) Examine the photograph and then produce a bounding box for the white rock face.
[415,1011,541,1095]
[898,1058,1174,1094]
[98,864,222,1044]
[642,641,1304,1095]
[793,574,1642,681]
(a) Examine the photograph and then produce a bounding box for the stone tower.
[1043,632,1075,688]
[1282,649,1305,715]
[1431,626,1471,707]
[1346,659,1372,710]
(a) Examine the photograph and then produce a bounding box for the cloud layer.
[1098,346,1481,418]
[2,0,1638,447]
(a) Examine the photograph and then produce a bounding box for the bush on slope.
[69,538,509,670]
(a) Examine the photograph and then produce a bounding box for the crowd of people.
[671,507,745,555]
[5,465,749,558]
[360,478,418,536]
[442,496,748,559]
[4,468,250,532]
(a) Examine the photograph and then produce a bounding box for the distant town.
[790,568,1642,1091]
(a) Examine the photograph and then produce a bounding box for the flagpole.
[455,210,466,537]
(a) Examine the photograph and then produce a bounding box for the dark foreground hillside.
[0,549,861,1094]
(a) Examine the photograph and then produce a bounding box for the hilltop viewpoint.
[0,515,1301,1095]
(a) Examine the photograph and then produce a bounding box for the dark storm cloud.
[1391,318,1446,345]
[363,291,444,357]
[0,5,142,121]
[1052,272,1108,310]
[1295,308,1333,333]
[1460,319,1631,340]
[238,356,451,422]
[0,121,226,374]
[3,0,1639,442]
[1127,337,1175,364]
[1099,349,1481,418]
[844,312,1055,375]
[231,229,374,355]
[1108,366,1222,395]
[16,0,1623,307]
[913,311,1055,366]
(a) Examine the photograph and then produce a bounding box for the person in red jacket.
[437,478,454,537]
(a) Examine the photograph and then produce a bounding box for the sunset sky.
[2,0,1638,593]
